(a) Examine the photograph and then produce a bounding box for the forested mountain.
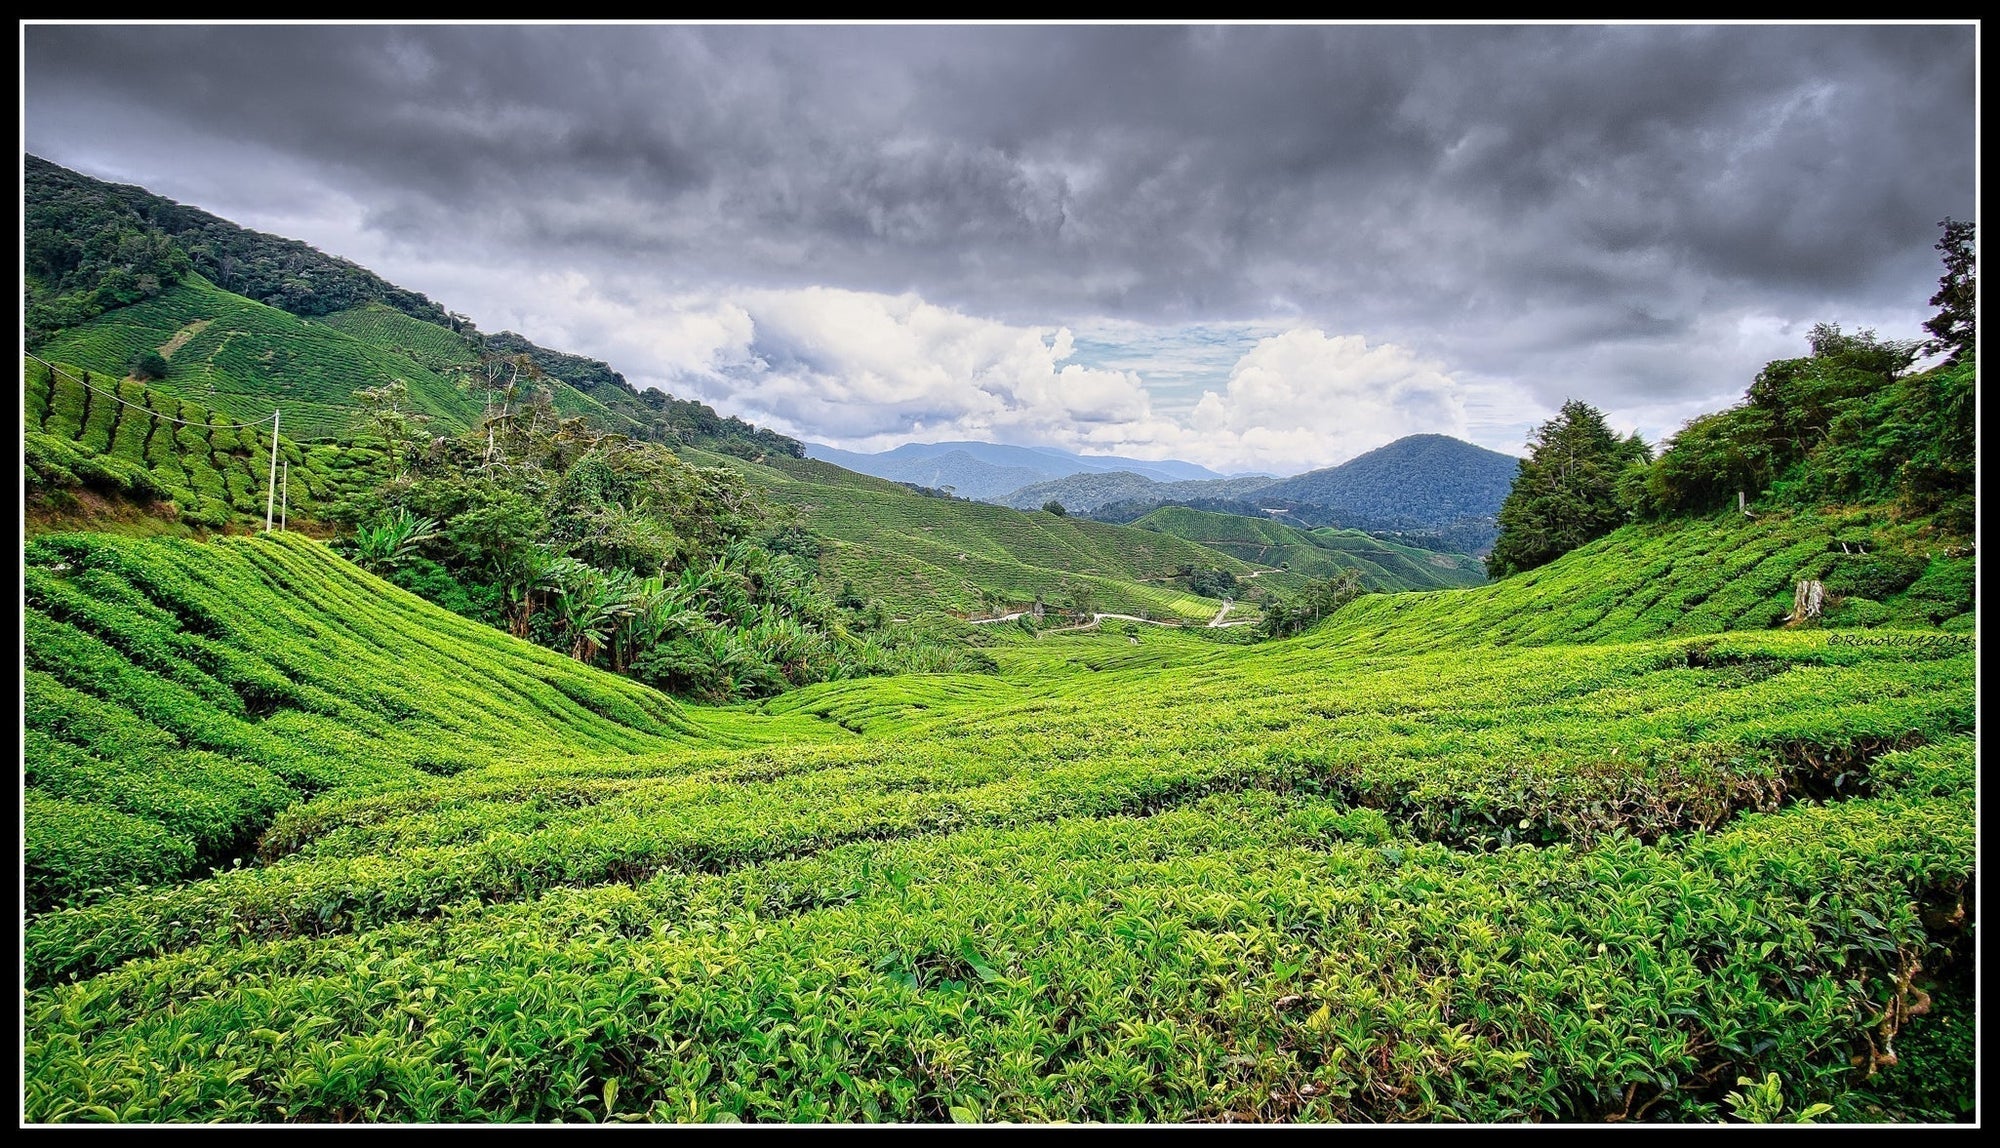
[1251,434,1521,553]
[26,154,445,338]
[24,156,800,460]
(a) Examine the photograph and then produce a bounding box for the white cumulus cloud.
[452,272,1484,476]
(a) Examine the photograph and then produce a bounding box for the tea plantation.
[20,516,1976,1122]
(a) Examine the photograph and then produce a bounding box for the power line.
[25,352,278,431]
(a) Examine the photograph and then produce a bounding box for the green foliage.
[1179,563,1237,599]
[27,153,446,341]
[1041,499,1067,516]
[347,509,441,574]
[1725,1073,1835,1124]
[1631,231,1974,528]
[1259,569,1366,638]
[1487,401,1648,578]
[24,792,198,914]
[341,413,980,703]
[127,349,170,381]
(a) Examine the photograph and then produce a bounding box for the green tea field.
[20,517,1975,1122]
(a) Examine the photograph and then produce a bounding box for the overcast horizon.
[21,22,1977,476]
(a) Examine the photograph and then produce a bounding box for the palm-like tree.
[352,509,439,574]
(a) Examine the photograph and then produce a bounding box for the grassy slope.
[1322,507,1974,655]
[1132,505,1486,591]
[316,303,646,432]
[36,276,482,441]
[693,450,1253,622]
[20,510,1975,1123]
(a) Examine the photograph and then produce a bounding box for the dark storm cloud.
[22,22,1975,455]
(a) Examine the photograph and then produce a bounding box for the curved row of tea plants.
[23,739,1973,1122]
[20,531,832,913]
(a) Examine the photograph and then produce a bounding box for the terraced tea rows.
[18,523,1977,1122]
[25,357,387,530]
[21,531,832,914]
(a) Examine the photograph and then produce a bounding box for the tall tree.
[1923,218,1976,364]
[1487,400,1649,578]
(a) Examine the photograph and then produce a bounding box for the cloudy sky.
[22,22,1977,475]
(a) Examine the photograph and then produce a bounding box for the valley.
[18,152,1978,1125]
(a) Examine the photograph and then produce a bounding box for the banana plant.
[352,509,439,574]
[499,544,564,639]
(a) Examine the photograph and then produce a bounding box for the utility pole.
[265,408,280,532]
[281,462,289,532]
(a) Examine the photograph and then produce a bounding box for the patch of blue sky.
[1062,318,1291,415]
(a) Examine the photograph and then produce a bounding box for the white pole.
[281,462,289,532]
[265,408,280,532]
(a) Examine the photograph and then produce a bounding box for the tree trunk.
[1790,579,1824,623]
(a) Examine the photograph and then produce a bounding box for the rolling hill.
[37,276,489,442]
[996,471,1278,513]
[685,449,1257,622]
[1130,505,1487,591]
[26,156,800,459]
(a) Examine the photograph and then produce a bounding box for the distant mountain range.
[804,440,1244,500]
[815,433,1522,558]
